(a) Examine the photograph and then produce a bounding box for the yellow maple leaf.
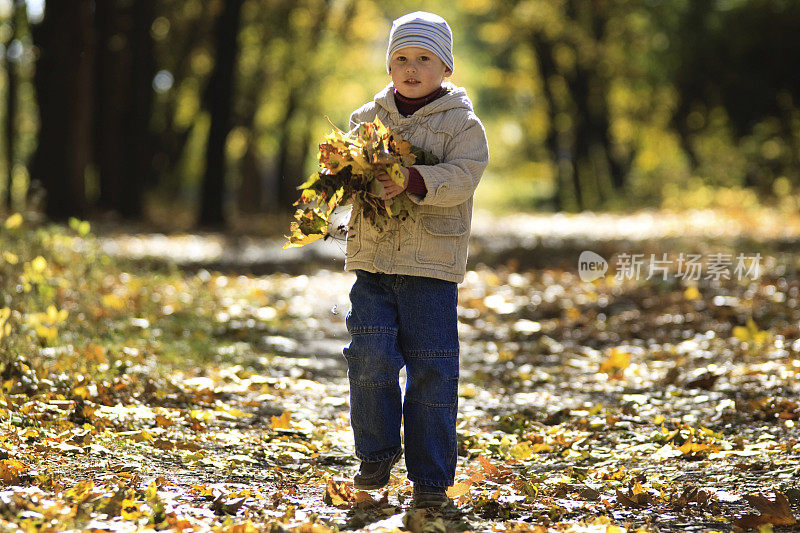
[185,451,205,462]
[133,430,154,443]
[120,498,142,520]
[599,347,631,375]
[684,286,701,300]
[283,232,323,250]
[271,411,291,429]
[283,215,325,249]
[73,385,91,399]
[348,148,370,172]
[387,163,406,187]
[733,318,770,345]
[677,436,717,457]
[531,443,553,453]
[392,137,412,155]
[371,116,390,138]
[446,482,471,498]
[0,459,26,485]
[324,127,350,146]
[508,441,533,460]
[64,479,95,501]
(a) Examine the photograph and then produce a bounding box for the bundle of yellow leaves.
[283,117,438,249]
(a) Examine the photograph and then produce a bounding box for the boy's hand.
[376,167,409,200]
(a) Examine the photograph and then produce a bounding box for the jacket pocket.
[346,209,362,257]
[416,215,467,267]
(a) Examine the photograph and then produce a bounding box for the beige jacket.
[344,82,489,283]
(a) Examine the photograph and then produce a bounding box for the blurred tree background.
[0,0,798,229]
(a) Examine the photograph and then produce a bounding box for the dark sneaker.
[353,449,403,490]
[411,484,451,508]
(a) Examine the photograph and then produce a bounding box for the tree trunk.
[273,3,332,211]
[120,0,155,218]
[534,0,624,211]
[94,0,154,219]
[93,0,127,213]
[234,23,271,215]
[588,0,627,192]
[198,0,244,229]
[30,0,93,220]
[531,35,580,211]
[670,0,713,173]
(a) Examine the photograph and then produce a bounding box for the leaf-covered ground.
[1,209,800,532]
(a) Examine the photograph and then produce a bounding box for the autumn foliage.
[283,117,438,249]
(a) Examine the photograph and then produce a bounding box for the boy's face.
[389,46,451,99]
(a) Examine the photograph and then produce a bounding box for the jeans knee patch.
[344,332,402,387]
[405,354,459,407]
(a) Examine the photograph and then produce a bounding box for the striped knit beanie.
[386,11,454,74]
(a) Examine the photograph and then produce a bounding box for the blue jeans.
[343,270,460,487]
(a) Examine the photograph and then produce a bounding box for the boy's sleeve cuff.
[405,167,428,196]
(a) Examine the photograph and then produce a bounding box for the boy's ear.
[445,67,453,77]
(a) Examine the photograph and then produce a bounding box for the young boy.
[342,11,489,508]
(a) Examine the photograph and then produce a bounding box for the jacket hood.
[373,82,474,117]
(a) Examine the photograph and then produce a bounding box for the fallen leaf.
[120,497,143,520]
[599,347,630,377]
[684,371,720,390]
[677,436,719,458]
[211,494,247,515]
[475,455,512,482]
[734,492,796,528]
[616,484,653,508]
[616,490,644,508]
[508,441,533,460]
[155,415,174,428]
[531,443,553,453]
[353,490,389,510]
[64,479,96,502]
[580,485,601,501]
[733,318,770,345]
[228,454,258,465]
[0,458,26,484]
[271,411,292,429]
[672,486,712,511]
[446,482,471,498]
[153,438,174,450]
[176,440,202,451]
[403,508,448,533]
[322,479,353,507]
